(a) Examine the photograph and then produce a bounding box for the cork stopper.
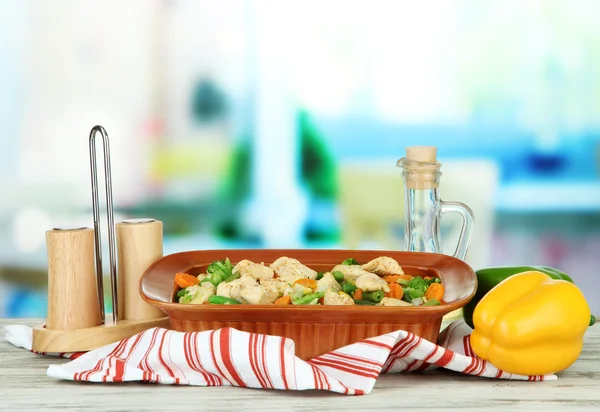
[406,146,437,164]
[397,146,441,189]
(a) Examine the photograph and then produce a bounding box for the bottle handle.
[440,200,475,261]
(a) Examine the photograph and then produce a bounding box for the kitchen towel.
[4,320,556,395]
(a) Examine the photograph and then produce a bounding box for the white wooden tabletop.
[1,319,599,411]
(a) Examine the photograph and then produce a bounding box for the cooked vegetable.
[274,295,291,305]
[424,283,445,302]
[294,278,317,290]
[383,274,411,283]
[174,273,200,288]
[332,270,345,282]
[207,258,237,282]
[292,291,325,305]
[354,300,377,306]
[470,270,591,376]
[402,276,429,302]
[174,255,446,308]
[178,283,216,304]
[362,290,385,303]
[342,281,357,295]
[201,274,223,287]
[462,265,595,329]
[208,295,242,305]
[387,283,403,300]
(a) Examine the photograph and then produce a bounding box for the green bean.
[354,300,377,306]
[362,290,385,303]
[208,295,241,305]
[332,271,345,282]
[292,291,325,305]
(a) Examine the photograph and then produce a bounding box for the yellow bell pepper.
[470,270,591,376]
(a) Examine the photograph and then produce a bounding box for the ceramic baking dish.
[139,249,477,360]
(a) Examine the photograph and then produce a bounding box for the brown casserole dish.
[139,249,477,360]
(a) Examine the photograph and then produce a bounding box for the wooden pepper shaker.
[116,218,165,321]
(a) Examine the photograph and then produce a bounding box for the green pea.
[342,282,357,295]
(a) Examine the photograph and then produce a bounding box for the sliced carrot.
[175,272,200,288]
[383,275,401,283]
[294,278,317,290]
[274,295,291,305]
[383,274,412,283]
[353,289,363,300]
[388,283,404,300]
[425,283,445,302]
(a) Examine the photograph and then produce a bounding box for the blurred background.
[0,0,599,318]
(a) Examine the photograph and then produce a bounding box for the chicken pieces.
[378,297,411,306]
[361,256,404,276]
[270,257,318,283]
[323,290,354,305]
[316,272,341,293]
[216,274,257,301]
[233,259,275,282]
[261,279,291,296]
[356,272,390,292]
[330,264,373,283]
[240,285,279,305]
[177,254,429,307]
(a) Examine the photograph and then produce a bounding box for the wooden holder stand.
[31,316,170,353]
[32,126,170,353]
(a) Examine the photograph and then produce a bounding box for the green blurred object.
[191,79,227,123]
[462,266,598,330]
[215,110,338,240]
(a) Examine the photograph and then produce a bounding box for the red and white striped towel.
[3,320,556,395]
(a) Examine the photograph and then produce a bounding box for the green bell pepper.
[462,266,589,329]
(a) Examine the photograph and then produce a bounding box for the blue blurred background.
[0,0,599,318]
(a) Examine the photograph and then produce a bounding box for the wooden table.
[1,319,599,411]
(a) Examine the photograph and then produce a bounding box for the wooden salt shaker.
[46,227,102,330]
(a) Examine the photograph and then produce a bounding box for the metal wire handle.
[89,125,118,323]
